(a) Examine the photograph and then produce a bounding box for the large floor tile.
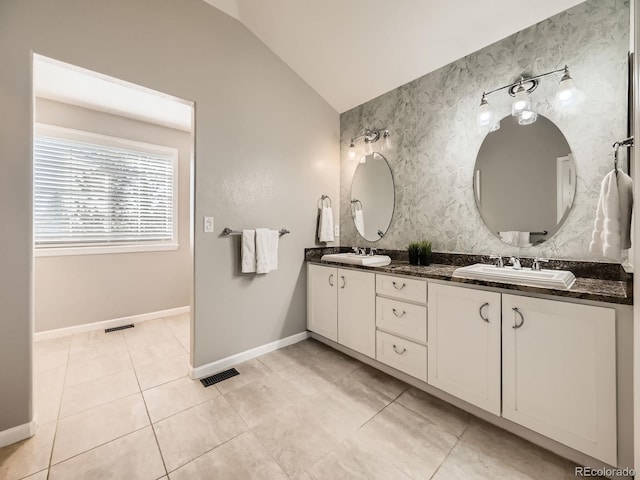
[68,334,128,364]
[224,372,305,427]
[295,338,332,356]
[128,337,187,368]
[459,419,584,479]
[124,322,176,351]
[396,387,472,437]
[251,407,339,478]
[257,343,312,372]
[33,348,68,373]
[49,427,165,480]
[59,369,139,418]
[345,364,409,400]
[135,352,189,390]
[22,469,49,479]
[34,365,66,424]
[306,349,360,382]
[33,336,71,357]
[214,358,272,395]
[143,376,220,423]
[65,351,133,387]
[0,422,56,480]
[350,402,459,479]
[51,393,149,464]
[162,314,190,338]
[304,436,413,480]
[169,432,287,480]
[154,396,247,472]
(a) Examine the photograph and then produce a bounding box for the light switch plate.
[334,225,340,237]
[204,216,214,233]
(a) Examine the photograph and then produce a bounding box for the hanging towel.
[589,170,633,260]
[318,206,334,243]
[241,229,256,273]
[354,209,365,236]
[256,228,279,274]
[499,231,520,245]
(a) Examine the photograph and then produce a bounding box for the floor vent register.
[200,368,240,387]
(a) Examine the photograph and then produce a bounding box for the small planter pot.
[419,253,431,266]
[408,251,420,265]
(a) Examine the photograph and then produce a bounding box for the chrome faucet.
[367,247,378,256]
[352,247,366,256]
[532,257,549,271]
[489,254,504,268]
[510,256,522,270]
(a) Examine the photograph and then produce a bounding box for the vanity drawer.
[376,297,427,344]
[376,275,427,304]
[376,331,427,382]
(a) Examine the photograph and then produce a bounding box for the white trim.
[188,331,310,380]
[0,416,37,448]
[34,306,190,341]
[35,242,179,257]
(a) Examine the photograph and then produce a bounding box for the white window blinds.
[34,126,176,246]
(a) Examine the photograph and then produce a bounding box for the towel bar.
[222,227,290,236]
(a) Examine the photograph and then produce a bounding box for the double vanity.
[306,249,633,472]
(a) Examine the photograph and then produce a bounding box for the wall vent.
[105,324,135,333]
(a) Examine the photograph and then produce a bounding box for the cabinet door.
[428,283,501,415]
[338,268,375,358]
[502,294,616,466]
[307,264,338,341]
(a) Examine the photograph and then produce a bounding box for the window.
[34,124,178,256]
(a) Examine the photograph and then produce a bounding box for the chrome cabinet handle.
[479,302,489,323]
[392,308,406,318]
[512,307,525,329]
[392,344,407,355]
[392,281,406,290]
[328,274,334,287]
[340,275,346,289]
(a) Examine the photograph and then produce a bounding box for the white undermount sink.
[452,263,576,290]
[321,253,392,267]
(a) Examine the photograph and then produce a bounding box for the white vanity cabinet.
[427,283,501,415]
[307,264,375,357]
[501,294,617,466]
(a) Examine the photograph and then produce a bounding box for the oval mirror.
[350,152,395,242]
[474,114,575,247]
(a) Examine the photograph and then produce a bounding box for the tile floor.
[1,314,597,479]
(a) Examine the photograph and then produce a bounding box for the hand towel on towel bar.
[256,228,279,274]
[354,209,365,235]
[241,229,256,273]
[318,206,334,243]
[589,169,633,260]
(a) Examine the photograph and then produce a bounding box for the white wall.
[0,0,339,434]
[34,98,192,332]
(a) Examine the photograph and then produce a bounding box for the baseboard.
[34,306,191,341]
[0,415,37,448]
[189,331,310,380]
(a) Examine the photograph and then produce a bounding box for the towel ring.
[318,195,332,209]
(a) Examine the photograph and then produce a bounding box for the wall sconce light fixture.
[349,128,391,163]
[477,65,577,129]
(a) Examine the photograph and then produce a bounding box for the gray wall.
[0,0,339,433]
[34,98,192,332]
[340,0,629,261]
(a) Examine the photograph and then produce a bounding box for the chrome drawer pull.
[392,281,406,290]
[392,308,406,317]
[340,275,346,289]
[479,302,489,323]
[392,344,407,355]
[328,274,334,287]
[512,307,525,329]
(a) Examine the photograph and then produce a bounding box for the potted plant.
[419,240,432,266]
[408,242,421,265]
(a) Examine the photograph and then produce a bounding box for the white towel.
[589,170,633,260]
[256,228,279,274]
[318,206,334,243]
[354,209,365,236]
[518,231,530,246]
[499,231,520,245]
[241,229,256,273]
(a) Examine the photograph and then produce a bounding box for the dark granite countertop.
[305,248,632,306]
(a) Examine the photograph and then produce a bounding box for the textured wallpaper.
[340,0,629,262]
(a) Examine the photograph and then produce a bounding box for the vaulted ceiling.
[203,0,586,112]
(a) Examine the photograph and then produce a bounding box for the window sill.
[35,243,179,257]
